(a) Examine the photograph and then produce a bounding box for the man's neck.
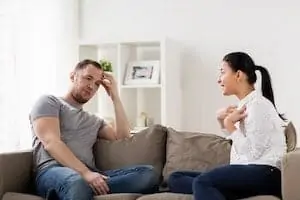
[63,92,83,109]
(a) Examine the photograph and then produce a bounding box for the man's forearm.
[112,96,131,138]
[45,140,90,175]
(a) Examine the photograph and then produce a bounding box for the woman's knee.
[168,171,186,189]
[192,174,212,189]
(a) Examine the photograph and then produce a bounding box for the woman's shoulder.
[245,94,284,122]
[248,94,274,112]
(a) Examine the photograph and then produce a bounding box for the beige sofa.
[0,123,298,200]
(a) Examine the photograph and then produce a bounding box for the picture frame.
[123,60,160,85]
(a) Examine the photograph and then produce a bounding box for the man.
[30,59,159,200]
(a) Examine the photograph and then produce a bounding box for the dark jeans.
[35,164,159,200]
[168,164,282,200]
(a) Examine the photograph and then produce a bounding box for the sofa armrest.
[282,148,300,200]
[0,150,33,199]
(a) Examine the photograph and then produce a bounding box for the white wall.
[12,0,79,97]
[79,0,300,136]
[0,0,79,150]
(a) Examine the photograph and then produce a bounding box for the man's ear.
[70,71,75,82]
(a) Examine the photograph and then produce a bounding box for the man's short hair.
[75,59,102,71]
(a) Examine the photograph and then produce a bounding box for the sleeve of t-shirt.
[98,116,108,131]
[30,95,61,121]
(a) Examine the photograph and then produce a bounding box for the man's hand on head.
[101,72,119,101]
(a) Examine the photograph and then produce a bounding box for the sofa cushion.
[2,192,279,200]
[136,193,279,200]
[3,193,144,200]
[94,193,142,200]
[242,196,280,200]
[137,193,192,200]
[94,124,167,179]
[284,121,297,152]
[162,128,231,182]
[2,192,43,200]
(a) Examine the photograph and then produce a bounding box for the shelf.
[120,84,162,89]
[79,38,163,47]
[130,126,148,134]
[79,38,182,130]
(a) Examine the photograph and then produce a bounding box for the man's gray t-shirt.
[30,95,106,172]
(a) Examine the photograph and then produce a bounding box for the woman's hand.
[216,105,237,128]
[224,106,247,133]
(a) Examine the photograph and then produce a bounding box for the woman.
[167,52,287,200]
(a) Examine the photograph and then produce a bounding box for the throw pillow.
[93,124,167,179]
[284,121,297,152]
[162,128,232,182]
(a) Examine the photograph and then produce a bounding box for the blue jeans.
[168,164,282,200]
[35,164,159,200]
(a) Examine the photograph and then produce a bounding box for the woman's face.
[217,61,238,96]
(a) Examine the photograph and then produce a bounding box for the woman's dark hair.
[223,52,286,121]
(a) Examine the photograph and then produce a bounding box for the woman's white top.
[223,90,287,169]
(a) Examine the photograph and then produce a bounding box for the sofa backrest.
[93,124,232,183]
[93,122,297,184]
[0,150,34,199]
[284,121,297,152]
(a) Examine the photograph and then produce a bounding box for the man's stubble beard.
[71,91,89,104]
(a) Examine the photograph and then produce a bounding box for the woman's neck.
[236,87,255,100]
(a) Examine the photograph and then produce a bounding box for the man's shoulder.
[30,94,62,121]
[36,94,60,104]
[32,94,63,108]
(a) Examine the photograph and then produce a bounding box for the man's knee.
[135,165,159,192]
[64,175,93,200]
[36,166,94,200]
[139,165,159,184]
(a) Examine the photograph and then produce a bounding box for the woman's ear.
[235,70,244,83]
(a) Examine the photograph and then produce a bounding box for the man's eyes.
[84,76,101,86]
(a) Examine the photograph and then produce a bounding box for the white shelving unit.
[79,38,182,130]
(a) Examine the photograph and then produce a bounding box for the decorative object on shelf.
[99,59,113,72]
[136,112,148,127]
[124,60,160,85]
[135,112,155,128]
[146,116,154,127]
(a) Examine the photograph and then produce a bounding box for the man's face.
[71,64,103,104]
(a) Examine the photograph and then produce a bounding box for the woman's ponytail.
[255,65,286,121]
